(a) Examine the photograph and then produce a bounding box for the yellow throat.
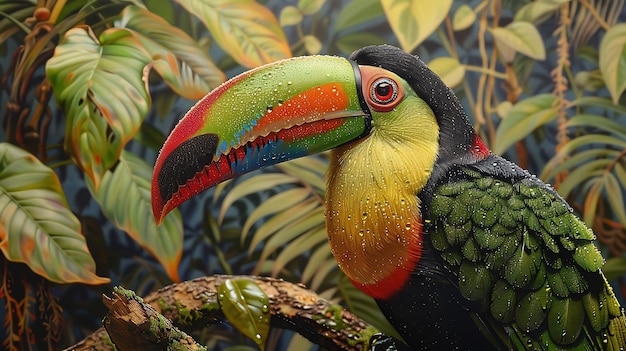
[325,98,439,298]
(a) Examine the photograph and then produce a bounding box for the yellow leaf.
[381,0,452,52]
[280,5,303,26]
[304,35,322,54]
[175,0,292,68]
[452,4,475,31]
[600,24,626,105]
[491,21,546,63]
[428,56,466,88]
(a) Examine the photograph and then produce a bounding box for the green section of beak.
[196,55,367,156]
[153,55,370,223]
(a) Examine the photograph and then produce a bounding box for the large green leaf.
[494,94,557,154]
[117,5,225,99]
[175,0,292,68]
[380,0,452,52]
[0,143,109,285]
[87,150,183,282]
[599,23,626,105]
[46,26,152,188]
[218,278,271,349]
[491,21,546,62]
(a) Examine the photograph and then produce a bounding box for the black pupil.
[376,83,392,99]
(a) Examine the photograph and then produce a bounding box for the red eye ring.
[371,78,398,104]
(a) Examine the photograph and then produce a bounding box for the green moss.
[100,331,118,350]
[113,286,143,303]
[157,298,222,327]
[313,304,381,348]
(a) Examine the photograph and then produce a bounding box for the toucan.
[151,45,626,350]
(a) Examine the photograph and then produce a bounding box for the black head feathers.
[350,45,479,168]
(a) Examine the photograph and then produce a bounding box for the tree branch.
[63,275,387,351]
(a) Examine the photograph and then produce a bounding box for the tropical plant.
[0,0,625,350]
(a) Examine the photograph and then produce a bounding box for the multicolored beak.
[152,56,371,224]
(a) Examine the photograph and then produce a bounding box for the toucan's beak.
[152,56,371,224]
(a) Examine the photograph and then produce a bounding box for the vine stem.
[578,0,611,30]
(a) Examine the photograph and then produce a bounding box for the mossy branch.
[63,275,389,351]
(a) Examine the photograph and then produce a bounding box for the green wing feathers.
[429,167,626,350]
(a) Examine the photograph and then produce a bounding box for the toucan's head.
[152,45,482,224]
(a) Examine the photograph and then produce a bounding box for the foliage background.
[0,0,625,350]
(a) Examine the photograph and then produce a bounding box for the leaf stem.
[47,159,74,169]
[464,65,507,79]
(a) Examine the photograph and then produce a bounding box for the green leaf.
[605,173,626,226]
[298,0,326,15]
[276,158,326,191]
[302,244,335,284]
[310,257,340,291]
[303,34,322,54]
[0,143,109,285]
[334,0,384,32]
[452,4,475,31]
[494,94,557,155]
[491,21,546,62]
[380,0,452,52]
[583,177,605,226]
[551,135,626,163]
[0,2,35,43]
[569,96,626,115]
[599,23,626,104]
[574,70,605,92]
[514,0,570,24]
[427,56,466,88]
[285,334,314,351]
[46,26,152,188]
[602,257,626,281]
[556,158,610,199]
[279,5,302,26]
[241,188,311,241]
[133,122,167,152]
[335,32,387,55]
[271,226,327,276]
[175,0,292,68]
[567,114,626,137]
[248,199,319,255]
[218,278,270,348]
[219,173,298,223]
[257,207,325,268]
[117,5,225,98]
[87,150,183,282]
[543,148,619,181]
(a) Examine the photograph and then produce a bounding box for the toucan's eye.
[359,66,405,112]
[371,78,398,104]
